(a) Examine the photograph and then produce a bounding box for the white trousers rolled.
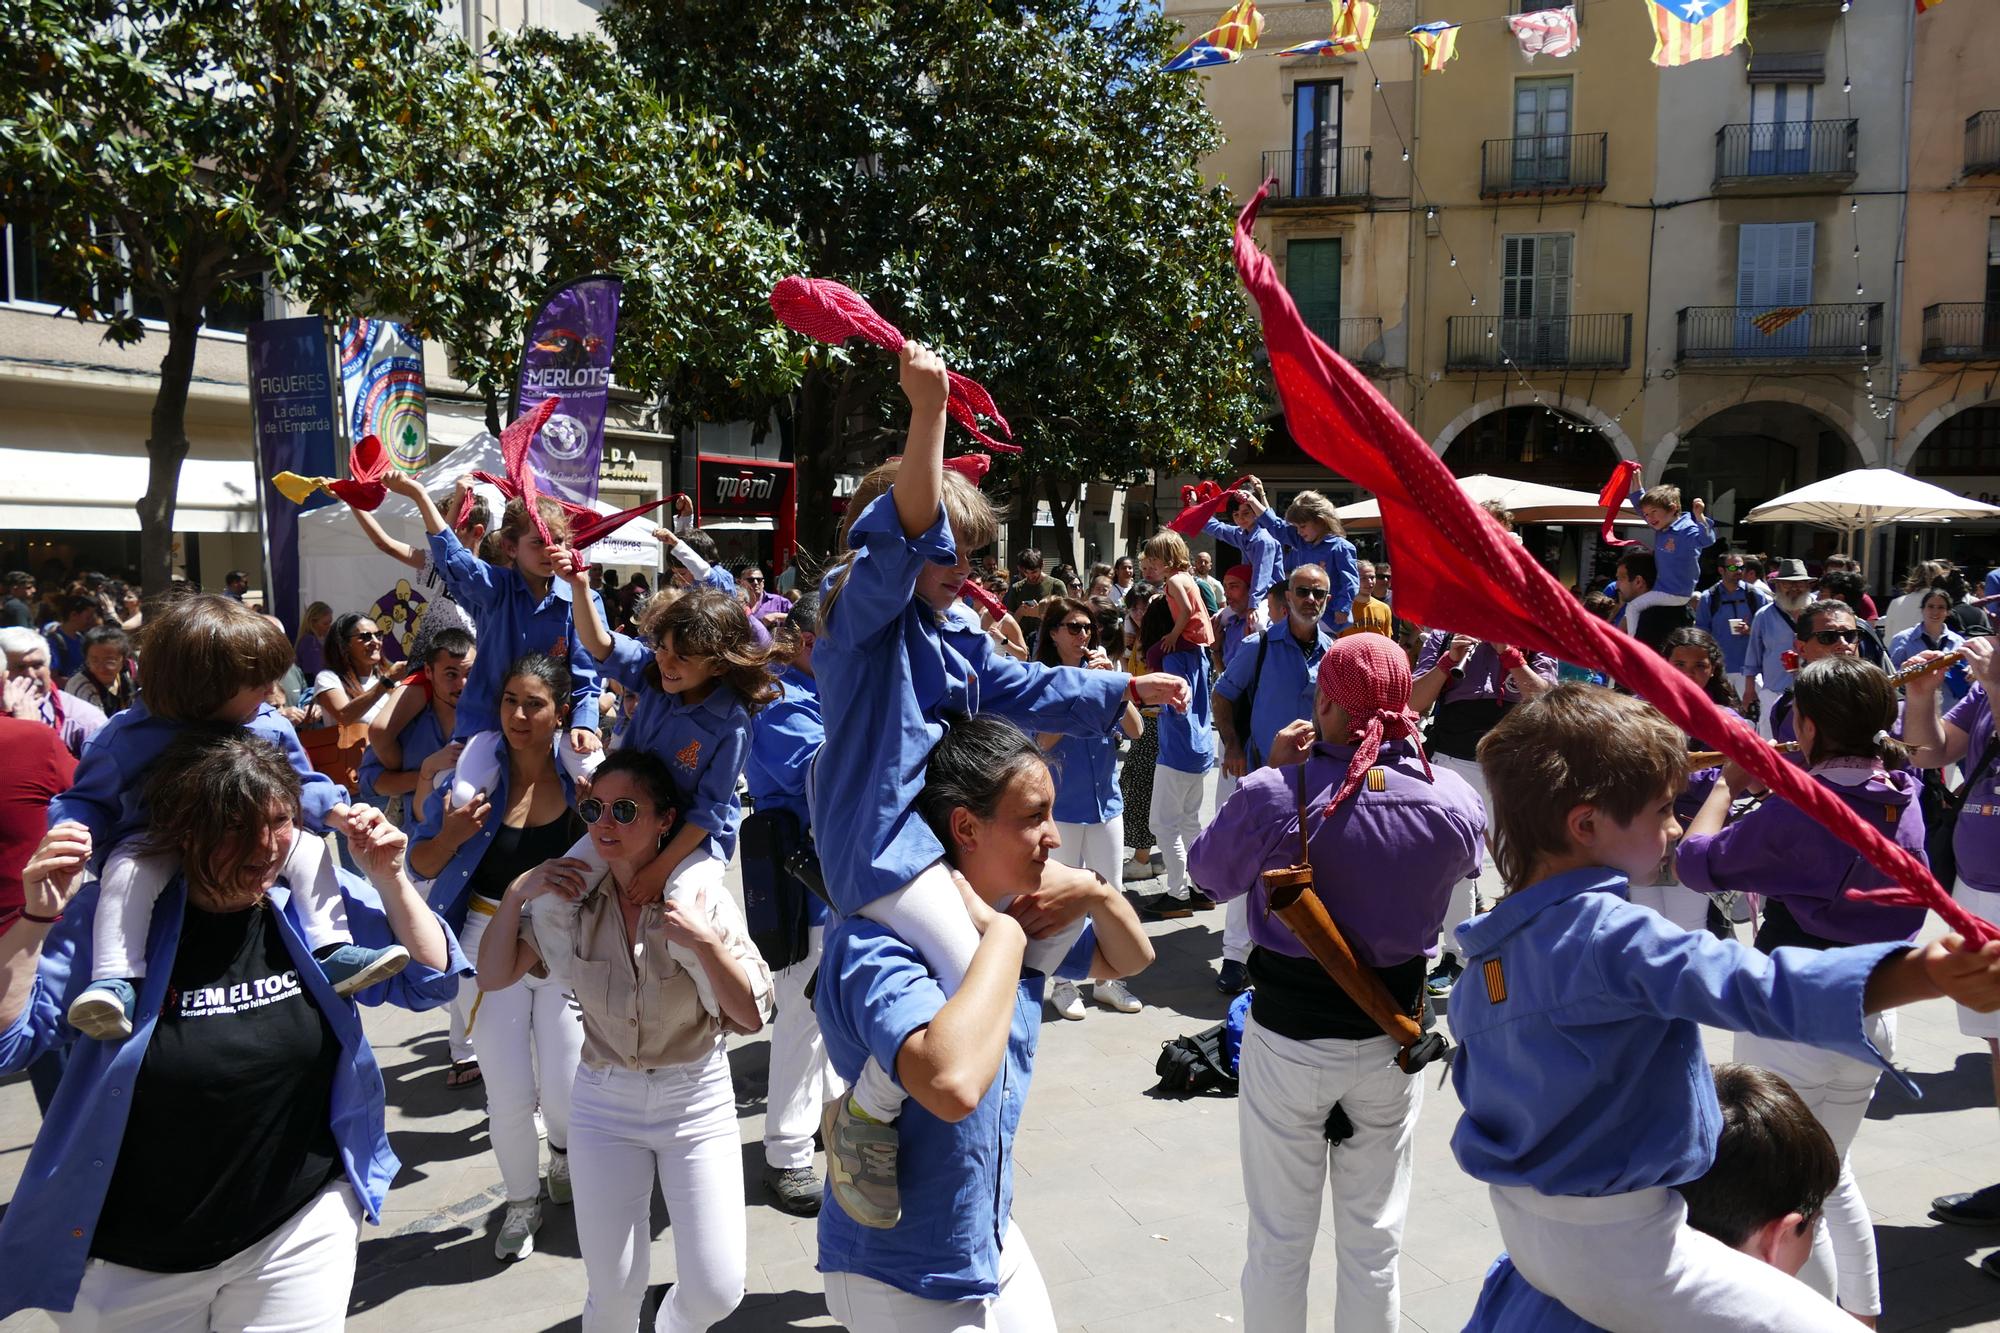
[1150,763,1210,896]
[570,1048,745,1333]
[57,1183,361,1333]
[822,1221,1054,1332]
[765,924,840,1171]
[459,905,583,1203]
[1628,879,1711,934]
[446,977,476,1065]
[1431,754,1490,961]
[1489,1182,1855,1333]
[1735,1013,1895,1316]
[1212,773,1252,962]
[1237,1018,1421,1333]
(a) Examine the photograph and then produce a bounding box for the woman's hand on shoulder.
[515,857,593,905]
[657,886,720,949]
[24,822,92,920]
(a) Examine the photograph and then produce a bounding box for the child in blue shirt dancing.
[1449,683,2000,1332]
[1247,488,1361,629]
[1621,470,1714,634]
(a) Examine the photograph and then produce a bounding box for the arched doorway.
[1664,402,1864,561]
[1902,401,2000,576]
[1442,406,1621,587]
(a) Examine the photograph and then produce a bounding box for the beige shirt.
[524,874,773,1073]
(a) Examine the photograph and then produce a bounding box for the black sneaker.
[1137,891,1194,920]
[1216,959,1250,995]
[1185,888,1218,912]
[1983,1250,2000,1282]
[1933,1183,2000,1227]
[1425,956,1462,1000]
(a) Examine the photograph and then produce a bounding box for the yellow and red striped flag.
[1335,0,1379,52]
[1408,21,1461,73]
[1751,306,1807,336]
[1644,0,1747,67]
[1163,1,1266,71]
[1916,0,1944,13]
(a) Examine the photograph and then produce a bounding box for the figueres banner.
[247,317,340,636]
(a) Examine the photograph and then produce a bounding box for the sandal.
[445,1060,483,1090]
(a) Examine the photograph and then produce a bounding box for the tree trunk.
[1044,474,1079,573]
[1005,459,1035,564]
[137,310,204,593]
[791,369,844,562]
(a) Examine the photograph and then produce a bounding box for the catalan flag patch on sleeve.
[1482,958,1507,1004]
[1366,767,1388,792]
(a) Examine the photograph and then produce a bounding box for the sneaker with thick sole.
[493,1198,541,1262]
[316,943,411,997]
[1933,1183,2000,1226]
[1137,891,1193,920]
[1425,958,1462,1000]
[1216,959,1250,996]
[1049,978,1085,1020]
[1122,856,1162,882]
[1185,888,1217,912]
[67,979,138,1041]
[821,1098,901,1229]
[1094,978,1142,1013]
[546,1147,572,1205]
[765,1165,823,1217]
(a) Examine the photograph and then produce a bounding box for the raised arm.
[383,469,454,537]
[350,506,426,570]
[557,549,614,663]
[892,342,951,541]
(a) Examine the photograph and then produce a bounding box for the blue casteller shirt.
[1448,866,1910,1198]
[1155,645,1214,775]
[358,700,449,821]
[1693,581,1771,676]
[426,528,600,736]
[815,917,1097,1301]
[49,698,347,860]
[812,493,1129,917]
[745,666,828,926]
[600,632,753,862]
[0,869,467,1319]
[1203,516,1284,601]
[409,743,577,930]
[1047,720,1125,826]
[1213,621,1335,766]
[1627,491,1715,599]
[1255,510,1360,624]
[1467,1255,1600,1332]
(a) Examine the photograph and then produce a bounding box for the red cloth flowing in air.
[1168,477,1254,536]
[770,276,1018,453]
[1232,182,1994,945]
[1598,460,1641,548]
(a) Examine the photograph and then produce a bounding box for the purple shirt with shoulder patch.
[1947,686,2000,892]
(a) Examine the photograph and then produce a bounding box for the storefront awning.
[0,445,258,533]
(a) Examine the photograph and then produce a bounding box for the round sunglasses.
[579,797,641,826]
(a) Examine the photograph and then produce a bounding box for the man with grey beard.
[1741,557,1818,738]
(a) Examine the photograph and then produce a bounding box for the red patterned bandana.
[1315,631,1432,817]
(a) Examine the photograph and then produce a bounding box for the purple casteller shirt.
[1947,685,2000,893]
[1187,739,1485,965]
[1412,632,1559,707]
[1677,758,1928,946]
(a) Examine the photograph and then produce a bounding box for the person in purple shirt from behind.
[1677,658,1926,1319]
[1200,480,1284,602]
[1187,633,1484,1332]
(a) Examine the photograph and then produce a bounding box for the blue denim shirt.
[1466,1255,1599,1331]
[0,870,467,1319]
[1047,723,1125,826]
[357,701,449,822]
[1213,622,1334,766]
[815,917,1096,1301]
[600,631,753,862]
[1255,509,1360,625]
[1744,602,1799,693]
[426,529,600,736]
[409,743,577,930]
[811,493,1128,917]
[1448,866,1909,1198]
[1203,516,1283,601]
[1693,581,1770,676]
[1155,645,1215,775]
[49,699,348,859]
[745,667,827,926]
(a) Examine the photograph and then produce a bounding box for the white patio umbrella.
[1334,473,1644,533]
[1743,468,2000,580]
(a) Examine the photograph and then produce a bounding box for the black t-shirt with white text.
[92,900,342,1272]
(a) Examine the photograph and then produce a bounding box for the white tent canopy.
[1334,473,1642,533]
[1743,468,2000,579]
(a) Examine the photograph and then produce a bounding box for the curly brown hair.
[142,729,304,907]
[636,587,780,714]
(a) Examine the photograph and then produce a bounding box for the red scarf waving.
[1598,460,1641,548]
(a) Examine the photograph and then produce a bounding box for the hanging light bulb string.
[1836,10,1892,423]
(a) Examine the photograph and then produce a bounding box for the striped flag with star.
[1408,20,1461,73]
[1643,0,1746,67]
[1162,0,1265,71]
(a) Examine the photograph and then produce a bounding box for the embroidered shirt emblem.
[1482,958,1507,1004]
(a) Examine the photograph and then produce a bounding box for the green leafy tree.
[607,0,1265,563]
[0,0,454,589]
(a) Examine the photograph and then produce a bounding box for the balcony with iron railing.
[1968,112,2000,175]
[1479,132,1607,199]
[1261,146,1374,206]
[1714,119,1857,189]
[1922,303,2000,362]
[1445,314,1632,371]
[1676,303,1882,364]
[1316,315,1386,368]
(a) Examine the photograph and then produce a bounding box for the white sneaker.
[1049,978,1085,1020]
[546,1147,571,1205]
[1094,979,1142,1014]
[1122,855,1161,882]
[493,1198,541,1262]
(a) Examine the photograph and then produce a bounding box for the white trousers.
[1620,587,1692,634]
[1735,1012,1895,1316]
[98,833,347,980]
[822,1221,1054,1332]
[570,1048,745,1333]
[1212,774,1252,963]
[1955,882,2000,1039]
[1489,1183,1855,1333]
[1150,763,1210,896]
[1237,1019,1421,1333]
[459,905,583,1202]
[447,976,476,1065]
[1628,879,1711,934]
[1758,685,1786,740]
[1431,754,1490,962]
[57,1183,361,1333]
[765,924,840,1171]
[853,861,979,1123]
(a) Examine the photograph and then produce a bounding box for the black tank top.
[468,810,585,903]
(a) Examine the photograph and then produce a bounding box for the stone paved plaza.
[6,875,2000,1331]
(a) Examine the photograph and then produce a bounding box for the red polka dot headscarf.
[1315,632,1433,815]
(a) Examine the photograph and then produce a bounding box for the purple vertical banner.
[513,274,621,506]
[247,317,340,637]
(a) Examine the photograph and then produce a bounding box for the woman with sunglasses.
[408,654,585,1263]
[1033,596,1144,1018]
[313,612,407,728]
[477,749,771,1333]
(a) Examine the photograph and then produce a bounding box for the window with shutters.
[1286,238,1341,347]
[1501,234,1572,363]
[1735,222,1814,350]
[1512,78,1573,187]
[1748,82,1814,175]
[1291,81,1343,198]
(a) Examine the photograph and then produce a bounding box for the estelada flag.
[1408,21,1461,73]
[1644,0,1747,67]
[1231,178,1995,946]
[1163,0,1265,70]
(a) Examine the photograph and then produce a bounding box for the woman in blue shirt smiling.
[0,730,461,1328]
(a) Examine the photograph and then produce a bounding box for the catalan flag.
[1408,21,1461,74]
[1751,306,1807,335]
[1916,0,1944,13]
[1163,0,1265,71]
[1643,0,1747,68]
[1278,0,1376,57]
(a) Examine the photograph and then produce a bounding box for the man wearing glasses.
[1765,599,1864,743]
[1695,553,1770,711]
[1211,564,1337,994]
[735,563,793,629]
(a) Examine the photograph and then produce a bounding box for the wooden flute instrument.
[1685,740,1799,767]
[1887,646,1969,688]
